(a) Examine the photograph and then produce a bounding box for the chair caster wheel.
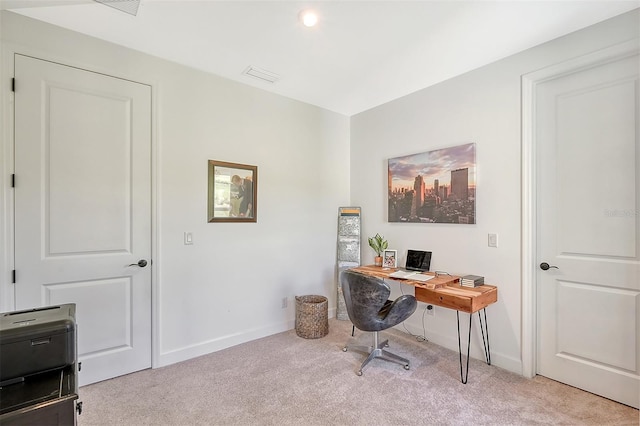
[342,347,348,352]
[404,364,410,370]
[356,370,363,376]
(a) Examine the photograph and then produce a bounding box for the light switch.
[488,233,498,248]
[184,232,193,245]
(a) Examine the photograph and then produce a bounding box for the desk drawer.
[415,285,497,313]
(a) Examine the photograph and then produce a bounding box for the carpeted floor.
[78,319,639,425]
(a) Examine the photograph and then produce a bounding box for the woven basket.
[295,295,329,339]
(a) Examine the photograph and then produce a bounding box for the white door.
[536,46,639,408]
[14,54,152,386]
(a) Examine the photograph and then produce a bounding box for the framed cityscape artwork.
[388,143,476,224]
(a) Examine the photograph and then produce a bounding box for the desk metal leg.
[456,311,472,384]
[479,308,491,365]
[456,309,491,384]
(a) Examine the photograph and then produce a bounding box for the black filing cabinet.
[0,304,80,425]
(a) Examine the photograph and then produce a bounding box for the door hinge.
[12,270,16,284]
[11,78,15,92]
[11,174,15,188]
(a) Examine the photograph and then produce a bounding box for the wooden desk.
[351,265,497,311]
[349,265,498,383]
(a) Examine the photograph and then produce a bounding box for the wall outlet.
[281,297,288,309]
[426,304,435,316]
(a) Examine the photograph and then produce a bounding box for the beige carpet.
[78,319,639,425]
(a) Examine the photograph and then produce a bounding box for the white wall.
[350,9,639,374]
[2,8,637,376]
[0,11,350,367]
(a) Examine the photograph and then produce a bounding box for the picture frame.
[383,249,397,268]
[208,160,257,223]
[388,142,476,224]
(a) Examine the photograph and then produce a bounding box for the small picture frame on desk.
[383,249,397,268]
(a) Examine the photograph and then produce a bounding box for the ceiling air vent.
[93,0,140,16]
[242,66,280,84]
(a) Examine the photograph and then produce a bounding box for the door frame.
[521,38,639,379]
[0,44,160,369]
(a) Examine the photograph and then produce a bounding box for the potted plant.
[368,233,388,267]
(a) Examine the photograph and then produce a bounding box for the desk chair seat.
[341,270,417,375]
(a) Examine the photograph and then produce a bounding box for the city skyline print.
[388,143,476,224]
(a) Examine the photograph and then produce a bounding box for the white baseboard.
[328,306,336,319]
[399,321,522,375]
[157,306,338,368]
[156,318,296,368]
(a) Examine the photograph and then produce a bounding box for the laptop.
[389,250,433,281]
[405,249,432,272]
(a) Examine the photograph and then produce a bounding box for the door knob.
[129,259,148,267]
[539,262,558,271]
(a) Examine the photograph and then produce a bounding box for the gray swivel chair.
[341,269,418,375]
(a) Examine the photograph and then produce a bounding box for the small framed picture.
[383,249,397,268]
[208,160,257,223]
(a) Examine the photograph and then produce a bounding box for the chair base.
[343,331,410,376]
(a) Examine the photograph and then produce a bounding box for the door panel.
[46,278,133,356]
[536,49,639,408]
[47,84,132,255]
[556,79,637,258]
[14,54,152,386]
[557,281,637,371]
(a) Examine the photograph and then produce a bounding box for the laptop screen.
[405,250,432,271]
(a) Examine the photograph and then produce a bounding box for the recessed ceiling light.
[299,10,318,27]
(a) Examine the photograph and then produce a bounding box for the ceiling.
[2,0,638,116]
